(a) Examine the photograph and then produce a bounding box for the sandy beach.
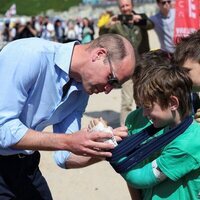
[39,30,160,200]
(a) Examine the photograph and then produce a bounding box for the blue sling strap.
[108,125,162,163]
[108,116,193,173]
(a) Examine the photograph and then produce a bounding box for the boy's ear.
[169,96,179,111]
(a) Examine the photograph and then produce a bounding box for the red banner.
[174,0,200,43]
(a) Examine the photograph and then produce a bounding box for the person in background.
[81,17,94,44]
[88,18,95,40]
[2,20,11,42]
[98,10,114,35]
[174,30,200,121]
[99,0,154,125]
[0,33,135,199]
[65,19,77,43]
[13,17,37,40]
[150,0,175,53]
[150,1,200,107]
[54,19,65,43]
[40,16,55,41]
[74,17,83,42]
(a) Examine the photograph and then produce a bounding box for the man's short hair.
[88,33,129,67]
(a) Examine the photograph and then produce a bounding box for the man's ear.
[169,95,179,111]
[92,48,107,62]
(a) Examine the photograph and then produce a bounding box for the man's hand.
[13,120,127,159]
[13,128,114,158]
[133,14,142,23]
[66,128,115,157]
[108,15,121,26]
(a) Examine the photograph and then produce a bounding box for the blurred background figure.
[54,19,65,43]
[65,19,77,42]
[2,19,11,42]
[150,0,175,53]
[40,16,55,41]
[13,17,37,40]
[81,17,94,44]
[74,17,83,42]
[97,10,114,35]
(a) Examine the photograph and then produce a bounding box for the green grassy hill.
[0,0,82,16]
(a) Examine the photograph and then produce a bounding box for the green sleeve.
[157,147,199,181]
[125,108,150,135]
[121,162,159,189]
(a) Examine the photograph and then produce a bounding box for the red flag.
[174,0,200,43]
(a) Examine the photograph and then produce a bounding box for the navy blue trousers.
[0,151,53,200]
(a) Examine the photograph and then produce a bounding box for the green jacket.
[99,12,154,57]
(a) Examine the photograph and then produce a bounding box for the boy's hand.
[113,125,128,142]
[194,108,200,123]
[88,118,118,147]
[88,117,107,130]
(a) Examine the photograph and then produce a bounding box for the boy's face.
[142,102,177,128]
[182,59,200,92]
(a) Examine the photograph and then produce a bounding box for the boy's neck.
[169,112,190,129]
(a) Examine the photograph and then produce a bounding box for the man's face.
[81,54,121,95]
[118,0,133,15]
[158,0,172,14]
[81,48,134,95]
[182,59,200,92]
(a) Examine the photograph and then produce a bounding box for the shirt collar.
[54,41,80,75]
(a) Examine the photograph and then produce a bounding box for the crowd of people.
[0,0,199,199]
[0,15,95,45]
